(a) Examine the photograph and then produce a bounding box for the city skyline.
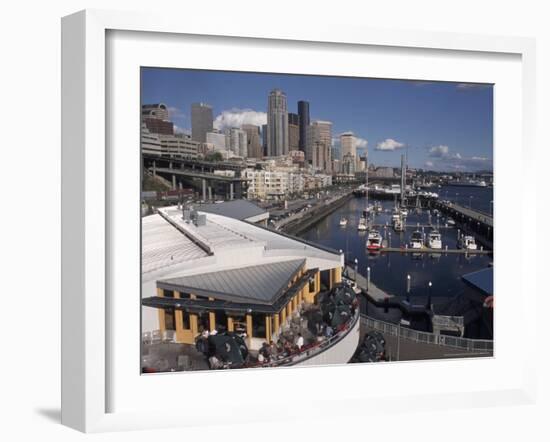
[141,68,493,172]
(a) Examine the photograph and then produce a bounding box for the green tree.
[206,151,224,162]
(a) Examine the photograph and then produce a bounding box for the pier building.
[142,205,359,364]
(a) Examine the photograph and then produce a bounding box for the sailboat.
[359,163,373,228]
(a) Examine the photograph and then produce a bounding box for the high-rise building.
[340,132,357,159]
[206,131,227,151]
[288,113,300,151]
[298,101,310,152]
[142,103,170,121]
[307,120,332,172]
[191,102,213,143]
[342,153,356,175]
[225,128,248,157]
[242,124,263,159]
[267,89,289,157]
[262,124,268,157]
[141,103,174,135]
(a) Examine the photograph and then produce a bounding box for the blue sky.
[141,68,493,172]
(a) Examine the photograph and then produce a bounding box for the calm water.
[439,185,493,215]
[300,186,493,301]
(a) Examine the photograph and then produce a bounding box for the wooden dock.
[380,247,491,254]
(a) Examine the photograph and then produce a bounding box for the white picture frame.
[61,9,537,433]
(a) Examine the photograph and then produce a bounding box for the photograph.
[140,68,494,373]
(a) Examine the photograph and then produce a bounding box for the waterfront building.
[370,166,395,178]
[244,169,290,199]
[304,173,332,190]
[242,124,263,159]
[206,131,227,151]
[141,124,199,159]
[141,207,358,367]
[267,89,289,157]
[357,159,366,172]
[191,102,214,143]
[159,133,200,159]
[298,100,310,153]
[288,112,300,151]
[288,172,305,195]
[225,127,248,157]
[307,120,332,172]
[194,199,269,226]
[289,149,305,166]
[141,124,162,156]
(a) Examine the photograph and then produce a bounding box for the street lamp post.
[367,266,371,291]
[406,274,411,303]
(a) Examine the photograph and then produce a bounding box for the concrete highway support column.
[202,179,207,201]
[172,175,176,190]
[208,186,212,201]
[230,182,234,200]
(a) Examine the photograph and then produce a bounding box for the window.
[252,313,266,339]
[164,308,175,331]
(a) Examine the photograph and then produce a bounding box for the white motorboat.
[357,217,368,231]
[426,229,442,249]
[391,209,401,223]
[446,218,456,226]
[458,235,477,250]
[409,230,423,249]
[393,216,404,232]
[366,230,382,251]
[339,217,348,227]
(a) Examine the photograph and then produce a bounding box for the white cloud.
[173,125,190,135]
[427,144,492,171]
[424,161,434,168]
[167,106,186,120]
[376,138,405,151]
[356,137,368,149]
[428,145,450,158]
[214,108,267,131]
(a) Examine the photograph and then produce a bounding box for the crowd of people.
[256,332,306,364]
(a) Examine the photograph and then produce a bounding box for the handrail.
[251,309,360,367]
[360,315,493,352]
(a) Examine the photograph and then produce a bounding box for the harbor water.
[300,185,493,302]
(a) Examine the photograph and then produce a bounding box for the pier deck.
[435,201,493,228]
[360,317,492,361]
[380,247,491,254]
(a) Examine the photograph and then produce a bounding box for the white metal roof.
[141,214,208,275]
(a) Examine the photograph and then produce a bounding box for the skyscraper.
[191,102,213,143]
[262,124,268,157]
[288,113,300,151]
[298,101,310,152]
[141,103,174,135]
[307,120,332,172]
[340,132,357,159]
[242,124,263,158]
[267,89,289,157]
[225,128,248,157]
